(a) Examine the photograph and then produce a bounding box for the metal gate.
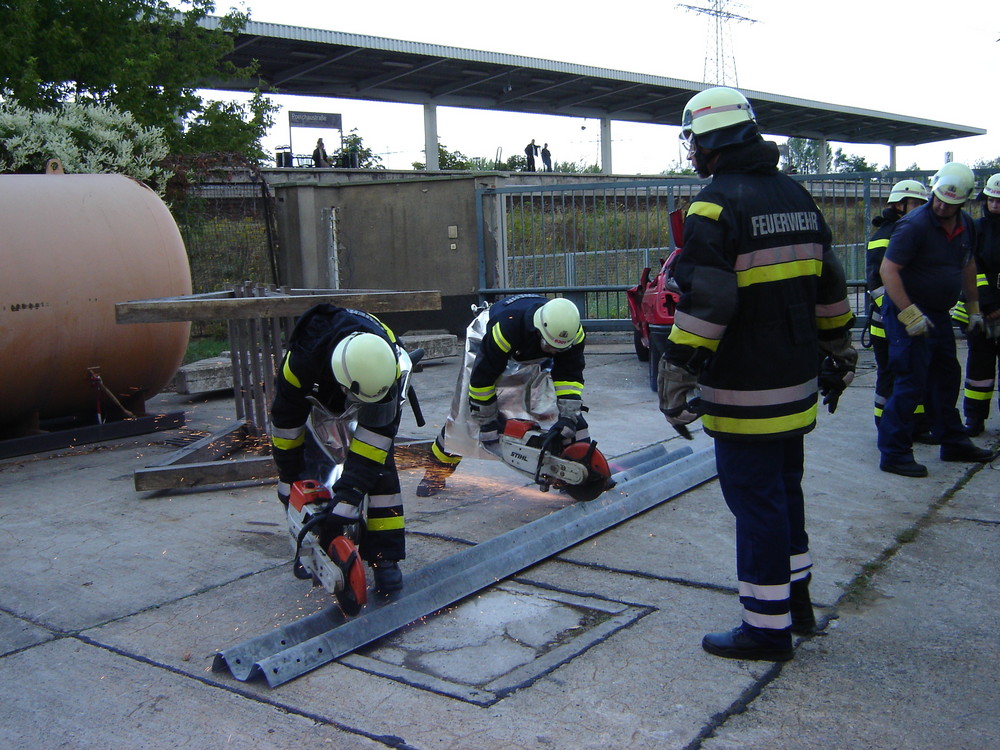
[476,171,952,330]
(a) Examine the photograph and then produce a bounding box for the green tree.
[0,0,272,156]
[335,129,383,169]
[974,156,1000,170]
[833,148,881,173]
[785,137,833,174]
[411,142,472,170]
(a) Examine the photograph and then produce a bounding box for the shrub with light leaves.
[0,96,171,193]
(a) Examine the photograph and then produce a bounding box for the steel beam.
[213,443,716,687]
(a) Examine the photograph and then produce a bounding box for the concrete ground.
[1,335,997,749]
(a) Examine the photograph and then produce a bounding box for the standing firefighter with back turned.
[658,87,856,662]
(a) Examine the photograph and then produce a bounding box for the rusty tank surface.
[0,171,191,435]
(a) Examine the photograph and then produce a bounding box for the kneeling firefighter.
[417,295,589,496]
[270,304,411,594]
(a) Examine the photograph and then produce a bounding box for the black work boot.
[965,418,985,437]
[416,463,457,497]
[790,576,817,635]
[371,560,403,593]
[702,626,793,662]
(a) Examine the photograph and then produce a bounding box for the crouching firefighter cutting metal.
[270,304,419,610]
[417,295,612,502]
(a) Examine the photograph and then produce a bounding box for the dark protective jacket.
[270,304,402,502]
[865,207,903,338]
[469,295,586,407]
[974,210,1000,315]
[665,138,854,441]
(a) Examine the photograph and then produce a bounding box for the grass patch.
[183,336,229,364]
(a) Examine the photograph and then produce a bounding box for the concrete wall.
[269,169,664,335]
[273,174,494,334]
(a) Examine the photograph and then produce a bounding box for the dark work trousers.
[872,307,930,431]
[878,303,968,462]
[962,328,1000,421]
[714,436,810,645]
[304,431,405,562]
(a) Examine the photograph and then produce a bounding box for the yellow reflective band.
[349,439,389,464]
[272,434,305,450]
[689,201,723,221]
[914,404,926,414]
[668,325,720,352]
[491,325,512,353]
[867,238,890,250]
[469,384,496,402]
[367,516,405,531]
[977,273,988,288]
[554,380,584,397]
[873,405,883,418]
[573,327,585,345]
[871,326,886,339]
[282,355,301,389]
[432,442,462,464]
[703,404,816,435]
[736,258,822,287]
[965,389,992,401]
[817,311,854,330]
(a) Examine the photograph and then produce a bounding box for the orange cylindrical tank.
[0,173,191,431]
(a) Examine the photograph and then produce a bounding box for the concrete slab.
[1,335,998,749]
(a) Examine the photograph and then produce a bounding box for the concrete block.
[401,331,459,360]
[172,355,233,394]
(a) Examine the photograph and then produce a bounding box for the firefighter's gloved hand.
[549,397,583,443]
[966,301,984,334]
[277,481,291,508]
[818,356,853,413]
[898,304,933,337]
[818,331,857,413]
[470,396,503,445]
[986,318,1000,339]
[657,357,700,428]
[321,489,363,545]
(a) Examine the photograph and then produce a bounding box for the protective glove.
[320,488,363,547]
[897,303,933,337]
[966,301,984,335]
[277,480,291,508]
[469,396,503,444]
[547,397,583,444]
[657,356,700,437]
[818,331,858,414]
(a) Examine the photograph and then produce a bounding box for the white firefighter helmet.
[930,162,976,205]
[887,179,929,204]
[533,298,581,350]
[330,332,398,402]
[983,173,1000,199]
[679,86,757,150]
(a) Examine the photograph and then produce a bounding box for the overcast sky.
[222,0,999,173]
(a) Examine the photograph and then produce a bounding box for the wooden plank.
[133,455,278,491]
[116,290,442,323]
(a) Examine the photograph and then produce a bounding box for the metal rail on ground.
[213,443,716,687]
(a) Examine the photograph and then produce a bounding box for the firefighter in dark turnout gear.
[417,295,587,497]
[957,173,1000,435]
[270,304,407,592]
[866,180,929,429]
[658,87,856,662]
[878,162,993,477]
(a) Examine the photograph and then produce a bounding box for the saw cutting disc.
[559,441,613,502]
[328,536,368,616]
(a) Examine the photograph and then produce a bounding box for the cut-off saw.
[489,418,614,502]
[286,479,368,616]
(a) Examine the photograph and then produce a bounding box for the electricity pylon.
[678,1,759,86]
